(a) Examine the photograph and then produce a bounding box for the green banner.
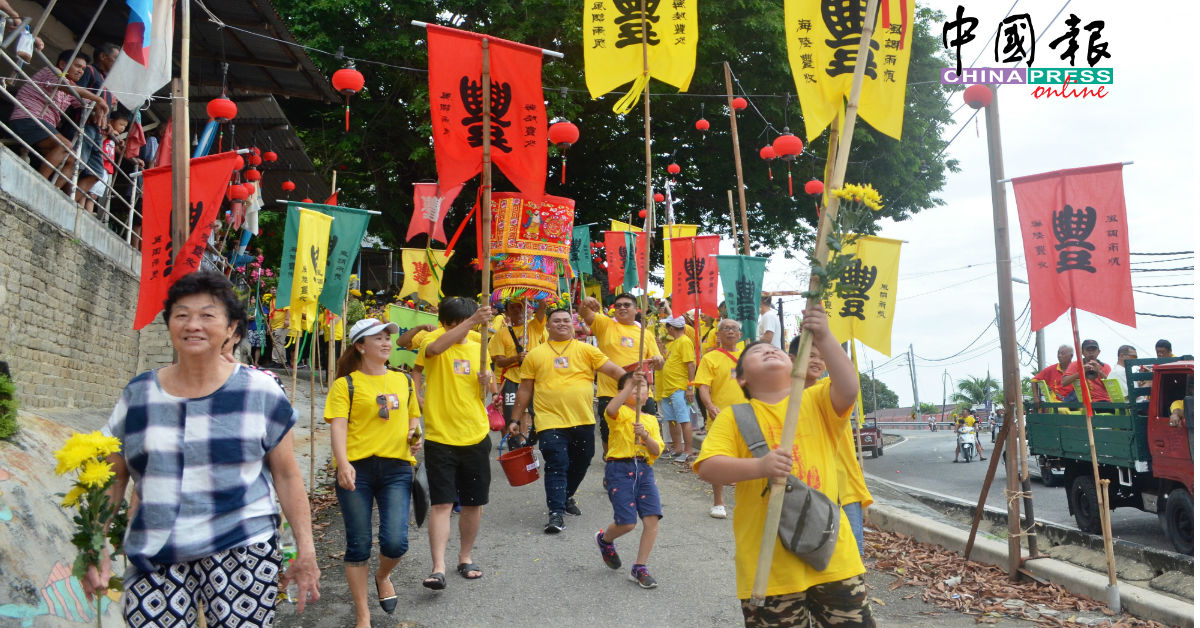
[622,231,638,291]
[570,225,592,276]
[276,201,372,312]
[716,255,767,342]
[388,304,438,368]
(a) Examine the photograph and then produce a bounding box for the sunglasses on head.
[376,394,390,420]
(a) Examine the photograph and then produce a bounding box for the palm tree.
[950,375,1002,408]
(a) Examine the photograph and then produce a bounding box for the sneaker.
[565,497,582,516]
[630,564,657,589]
[544,512,565,534]
[710,505,727,519]
[596,531,621,569]
[673,452,690,463]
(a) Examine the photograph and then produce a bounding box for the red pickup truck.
[856,417,883,458]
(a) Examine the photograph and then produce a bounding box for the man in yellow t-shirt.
[695,303,872,627]
[694,318,746,519]
[512,307,625,533]
[580,294,664,450]
[489,299,547,436]
[418,297,495,588]
[660,317,697,463]
[267,291,289,366]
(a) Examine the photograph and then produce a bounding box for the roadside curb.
[867,504,1195,628]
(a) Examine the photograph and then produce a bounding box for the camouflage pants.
[740,574,874,628]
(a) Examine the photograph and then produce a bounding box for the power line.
[1130,267,1193,273]
[1133,289,1194,300]
[899,271,995,301]
[1130,256,1193,265]
[1136,312,1194,319]
[1131,251,1194,256]
[1133,283,1194,288]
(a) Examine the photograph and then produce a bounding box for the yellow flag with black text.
[823,236,902,356]
[662,224,698,298]
[785,0,914,141]
[583,0,699,114]
[289,209,333,332]
[400,248,454,305]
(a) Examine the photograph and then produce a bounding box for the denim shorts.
[660,389,690,424]
[603,459,662,525]
[335,456,413,563]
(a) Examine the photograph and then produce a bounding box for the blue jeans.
[843,502,864,556]
[538,425,595,514]
[336,456,413,563]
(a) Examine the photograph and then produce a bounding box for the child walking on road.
[596,371,665,589]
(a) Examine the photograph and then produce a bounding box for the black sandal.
[456,562,483,580]
[422,572,446,590]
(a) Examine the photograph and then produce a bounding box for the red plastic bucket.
[498,446,540,487]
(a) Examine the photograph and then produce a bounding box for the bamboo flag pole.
[850,339,866,471]
[289,329,302,406]
[308,320,317,497]
[726,190,740,250]
[479,38,494,402]
[749,0,880,604]
[328,175,338,389]
[632,0,655,427]
[724,62,750,256]
[169,0,191,266]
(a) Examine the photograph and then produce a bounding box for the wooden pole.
[479,38,493,401]
[328,175,338,388]
[851,339,865,471]
[632,0,654,427]
[964,413,1013,559]
[981,90,1027,580]
[289,330,301,405]
[748,0,880,604]
[726,190,739,248]
[308,322,317,496]
[169,0,191,264]
[724,62,750,256]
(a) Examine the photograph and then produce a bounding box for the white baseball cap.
[664,316,687,328]
[349,318,399,344]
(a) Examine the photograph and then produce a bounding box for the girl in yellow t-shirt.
[325,318,422,626]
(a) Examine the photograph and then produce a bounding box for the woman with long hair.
[325,318,422,628]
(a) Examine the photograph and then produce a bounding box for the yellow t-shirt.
[693,347,745,410]
[413,326,482,367]
[491,314,507,333]
[421,341,489,446]
[835,420,873,507]
[269,307,288,330]
[591,314,661,397]
[606,405,665,464]
[519,339,609,431]
[488,318,548,384]
[693,379,865,599]
[660,334,696,397]
[699,320,716,350]
[323,370,420,464]
[964,416,976,427]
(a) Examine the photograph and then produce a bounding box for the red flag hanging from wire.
[669,235,720,317]
[426,24,547,201]
[1011,163,1135,331]
[603,230,646,294]
[407,182,464,244]
[133,151,239,329]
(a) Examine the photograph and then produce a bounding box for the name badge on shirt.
[731,367,737,379]
[382,393,401,409]
[620,336,635,348]
[453,359,472,375]
[554,356,570,369]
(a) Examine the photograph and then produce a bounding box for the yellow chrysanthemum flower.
[61,485,86,508]
[78,459,114,489]
[84,432,121,458]
[54,437,94,475]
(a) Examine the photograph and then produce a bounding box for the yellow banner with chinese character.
[583,0,699,114]
[824,235,901,356]
[400,248,454,305]
[289,208,333,333]
[785,0,914,141]
[661,223,698,298]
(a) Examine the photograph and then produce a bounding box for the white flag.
[105,0,174,110]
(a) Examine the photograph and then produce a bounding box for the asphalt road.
[861,430,1173,553]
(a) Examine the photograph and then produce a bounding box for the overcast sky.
[739,0,1197,410]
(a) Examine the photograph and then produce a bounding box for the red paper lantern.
[246,153,262,167]
[772,129,804,196]
[243,168,262,182]
[301,197,314,203]
[233,155,244,170]
[281,180,296,192]
[242,182,256,195]
[759,145,776,181]
[804,179,824,195]
[332,62,366,132]
[263,151,278,163]
[227,183,248,201]
[547,118,580,184]
[206,97,237,122]
[653,192,665,203]
[667,164,681,176]
[963,84,993,109]
[695,118,710,132]
[731,97,748,111]
[638,209,648,218]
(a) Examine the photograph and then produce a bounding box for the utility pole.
[907,344,921,417]
[870,360,877,414]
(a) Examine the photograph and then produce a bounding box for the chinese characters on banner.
[716,255,768,342]
[133,151,239,329]
[669,235,720,317]
[570,225,593,276]
[407,182,464,244]
[661,223,698,298]
[289,209,334,333]
[275,201,372,314]
[822,236,902,356]
[1011,163,1134,331]
[426,24,547,201]
[400,248,455,305]
[603,230,646,294]
[785,0,914,141]
[583,0,699,114]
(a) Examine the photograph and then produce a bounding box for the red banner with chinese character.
[669,235,720,317]
[407,182,464,243]
[133,151,239,329]
[1012,163,1134,331]
[603,230,646,294]
[426,24,547,201]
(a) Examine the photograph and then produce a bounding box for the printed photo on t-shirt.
[620,336,634,348]
[453,359,472,375]
[554,356,570,369]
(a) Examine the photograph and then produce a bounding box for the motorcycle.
[958,424,977,462]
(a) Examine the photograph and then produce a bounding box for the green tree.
[272,1,960,296]
[859,372,899,413]
[917,402,939,415]
[950,375,1001,407]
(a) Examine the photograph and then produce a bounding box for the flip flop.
[375,577,398,613]
[456,562,483,580]
[422,572,446,590]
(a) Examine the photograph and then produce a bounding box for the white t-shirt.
[758,308,783,349]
